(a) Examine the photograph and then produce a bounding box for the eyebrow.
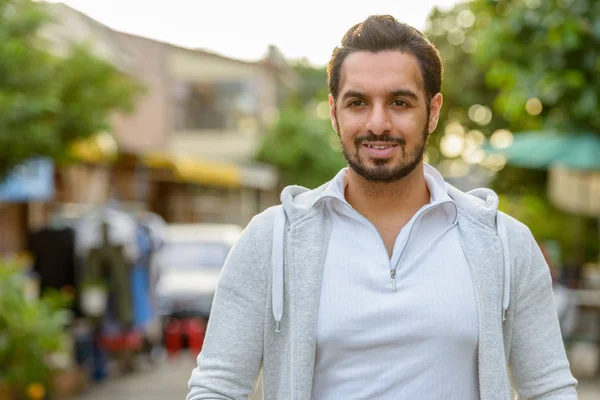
[341,88,420,102]
[390,89,419,101]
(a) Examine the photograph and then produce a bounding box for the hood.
[280,164,500,227]
[272,164,510,332]
[447,185,499,230]
[278,181,329,224]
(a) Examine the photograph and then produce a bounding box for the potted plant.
[0,261,72,399]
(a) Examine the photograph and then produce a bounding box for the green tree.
[427,0,599,261]
[426,3,516,157]
[471,0,600,133]
[257,62,345,188]
[470,0,600,260]
[0,0,142,177]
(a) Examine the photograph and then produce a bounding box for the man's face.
[330,50,442,183]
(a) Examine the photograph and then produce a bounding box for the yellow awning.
[141,152,242,188]
[69,133,119,163]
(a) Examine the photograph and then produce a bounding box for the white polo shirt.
[311,165,479,400]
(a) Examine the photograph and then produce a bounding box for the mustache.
[354,133,406,147]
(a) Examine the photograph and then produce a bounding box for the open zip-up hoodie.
[188,165,577,400]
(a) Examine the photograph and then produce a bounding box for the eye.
[392,99,409,107]
[348,99,366,107]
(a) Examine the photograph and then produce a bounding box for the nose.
[364,104,392,136]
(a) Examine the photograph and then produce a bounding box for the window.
[171,80,261,132]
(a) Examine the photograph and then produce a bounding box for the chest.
[280,208,510,400]
[317,222,477,334]
[379,224,403,257]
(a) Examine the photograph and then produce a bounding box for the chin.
[351,158,422,183]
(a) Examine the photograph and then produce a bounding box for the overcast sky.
[45,0,462,66]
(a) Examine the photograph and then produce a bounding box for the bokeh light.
[525,97,543,116]
[481,153,507,172]
[490,129,514,149]
[468,104,493,126]
[466,129,486,146]
[440,133,465,158]
[444,121,466,136]
[461,36,478,53]
[457,10,476,28]
[316,101,329,119]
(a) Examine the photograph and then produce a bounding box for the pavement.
[74,354,598,400]
[74,356,195,400]
[73,355,263,400]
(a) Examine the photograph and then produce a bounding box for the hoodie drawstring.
[497,212,511,321]
[272,208,286,332]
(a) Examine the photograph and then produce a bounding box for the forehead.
[339,50,424,98]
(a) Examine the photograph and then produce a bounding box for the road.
[74,355,598,400]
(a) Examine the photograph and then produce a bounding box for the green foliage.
[257,63,346,188]
[470,0,600,134]
[499,191,598,262]
[257,105,346,189]
[0,261,73,396]
[0,0,143,177]
[426,2,537,151]
[426,1,600,262]
[287,59,330,107]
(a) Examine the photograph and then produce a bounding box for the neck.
[344,163,430,223]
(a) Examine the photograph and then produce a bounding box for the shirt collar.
[424,163,458,223]
[313,163,457,223]
[312,167,348,205]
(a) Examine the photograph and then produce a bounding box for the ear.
[329,94,338,133]
[428,93,443,133]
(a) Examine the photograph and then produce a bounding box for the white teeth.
[368,145,391,149]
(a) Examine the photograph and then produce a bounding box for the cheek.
[393,113,427,137]
[336,115,361,139]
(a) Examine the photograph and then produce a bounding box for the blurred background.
[0,0,599,399]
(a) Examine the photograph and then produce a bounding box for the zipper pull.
[390,269,397,291]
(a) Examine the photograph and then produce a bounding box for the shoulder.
[236,205,282,259]
[499,211,548,296]
[499,211,533,245]
[246,204,281,237]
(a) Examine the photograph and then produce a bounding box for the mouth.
[361,142,400,158]
[365,144,397,149]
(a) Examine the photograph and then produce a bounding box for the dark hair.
[327,15,443,104]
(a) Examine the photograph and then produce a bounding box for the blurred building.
[36,2,297,226]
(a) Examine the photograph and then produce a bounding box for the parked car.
[153,223,243,319]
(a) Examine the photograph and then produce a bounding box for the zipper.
[328,198,453,291]
[335,202,392,288]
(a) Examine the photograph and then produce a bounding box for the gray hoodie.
[187,173,577,400]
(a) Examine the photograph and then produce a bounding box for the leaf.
[0,0,144,177]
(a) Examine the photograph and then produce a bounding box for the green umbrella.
[486,131,600,171]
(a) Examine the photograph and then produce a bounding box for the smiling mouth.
[360,143,401,159]
[364,144,398,149]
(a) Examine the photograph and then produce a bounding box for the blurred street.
[74,357,195,400]
[73,355,598,400]
[73,356,266,400]
[2,0,600,399]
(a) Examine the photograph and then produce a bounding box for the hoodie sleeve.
[187,215,269,400]
[508,229,578,399]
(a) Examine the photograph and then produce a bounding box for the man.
[188,15,577,399]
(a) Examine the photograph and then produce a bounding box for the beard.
[335,112,430,183]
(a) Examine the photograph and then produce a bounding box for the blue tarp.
[0,158,55,202]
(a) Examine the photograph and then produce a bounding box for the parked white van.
[153,223,243,318]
